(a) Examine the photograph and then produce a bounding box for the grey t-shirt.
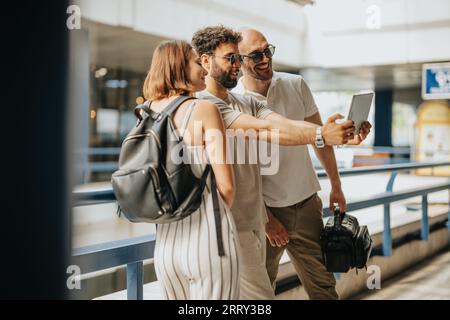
[196,90,273,231]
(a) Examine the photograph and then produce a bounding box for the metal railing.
[71,161,450,299]
[78,146,418,183]
[318,161,450,256]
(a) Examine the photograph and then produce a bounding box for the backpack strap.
[210,170,225,257]
[135,96,196,122]
[179,100,197,137]
[162,95,196,119]
[134,103,151,121]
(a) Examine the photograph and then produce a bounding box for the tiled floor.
[355,250,450,300]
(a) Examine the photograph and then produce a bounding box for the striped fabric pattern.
[153,100,241,300]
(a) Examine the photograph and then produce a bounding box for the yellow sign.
[415,100,450,176]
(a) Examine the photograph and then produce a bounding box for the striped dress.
[153,101,241,300]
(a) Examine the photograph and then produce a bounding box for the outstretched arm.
[227,111,355,146]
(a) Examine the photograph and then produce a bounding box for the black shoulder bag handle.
[334,206,345,229]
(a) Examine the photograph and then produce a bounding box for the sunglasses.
[241,45,276,63]
[214,53,243,65]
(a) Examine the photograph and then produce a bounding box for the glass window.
[392,102,417,147]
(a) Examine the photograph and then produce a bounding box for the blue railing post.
[386,171,398,193]
[448,189,450,247]
[383,204,392,256]
[127,261,144,300]
[382,171,397,256]
[421,195,429,240]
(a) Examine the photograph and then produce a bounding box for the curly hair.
[191,25,242,56]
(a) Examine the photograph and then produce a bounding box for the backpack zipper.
[149,164,168,215]
[149,164,160,191]
[123,132,151,142]
[123,130,162,150]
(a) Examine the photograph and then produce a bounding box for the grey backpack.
[111,95,224,255]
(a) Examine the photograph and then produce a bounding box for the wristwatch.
[315,127,325,148]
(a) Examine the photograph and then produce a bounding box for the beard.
[210,60,238,89]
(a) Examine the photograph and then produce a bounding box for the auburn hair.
[143,40,194,101]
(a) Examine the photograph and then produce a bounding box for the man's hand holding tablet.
[346,92,374,145]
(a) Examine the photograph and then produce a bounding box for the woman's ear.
[200,54,210,70]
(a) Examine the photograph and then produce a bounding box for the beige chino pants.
[266,193,339,300]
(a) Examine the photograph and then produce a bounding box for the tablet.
[347,92,374,133]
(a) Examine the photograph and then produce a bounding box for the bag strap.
[134,104,151,121]
[334,207,345,228]
[179,100,197,137]
[210,168,225,257]
[196,165,225,257]
[163,95,196,118]
[134,95,196,122]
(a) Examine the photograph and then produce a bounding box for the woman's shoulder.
[193,98,221,116]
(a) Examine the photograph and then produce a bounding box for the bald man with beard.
[232,28,372,300]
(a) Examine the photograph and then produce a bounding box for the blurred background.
[72,0,449,182]
[2,0,449,300]
[66,0,450,300]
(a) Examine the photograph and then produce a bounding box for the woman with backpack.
[143,40,240,300]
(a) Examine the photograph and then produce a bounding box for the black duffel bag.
[320,207,373,273]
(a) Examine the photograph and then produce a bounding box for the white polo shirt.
[232,71,321,207]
